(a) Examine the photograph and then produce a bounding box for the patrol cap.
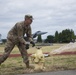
[25,15,33,20]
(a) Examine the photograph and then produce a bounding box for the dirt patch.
[50,42,76,55]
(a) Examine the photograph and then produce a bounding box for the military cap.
[25,15,33,20]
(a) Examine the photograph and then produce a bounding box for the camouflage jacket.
[7,21,33,44]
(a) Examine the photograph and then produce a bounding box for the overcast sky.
[0,0,76,39]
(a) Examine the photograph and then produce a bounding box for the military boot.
[25,60,29,68]
[25,60,34,69]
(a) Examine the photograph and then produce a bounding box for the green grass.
[0,55,76,75]
[0,43,66,54]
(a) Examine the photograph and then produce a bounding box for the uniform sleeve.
[16,23,26,45]
[26,26,33,42]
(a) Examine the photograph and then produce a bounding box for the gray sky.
[0,0,76,39]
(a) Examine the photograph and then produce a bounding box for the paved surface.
[18,70,76,75]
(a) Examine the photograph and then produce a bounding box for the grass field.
[0,43,66,54]
[0,43,76,75]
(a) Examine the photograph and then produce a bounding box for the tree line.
[37,29,76,43]
[1,29,76,44]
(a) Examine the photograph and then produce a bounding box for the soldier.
[0,15,35,68]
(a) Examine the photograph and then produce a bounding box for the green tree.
[2,39,7,44]
[44,35,54,43]
[37,35,42,43]
[58,29,75,43]
[70,29,75,42]
[58,32,62,43]
[55,31,59,42]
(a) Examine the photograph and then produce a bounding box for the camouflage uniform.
[0,21,33,66]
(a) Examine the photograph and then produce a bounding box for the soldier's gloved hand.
[30,41,35,47]
[26,44,29,49]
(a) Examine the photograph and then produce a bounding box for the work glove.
[30,41,35,47]
[25,42,30,49]
[26,44,29,49]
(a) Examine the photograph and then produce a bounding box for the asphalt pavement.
[18,70,76,75]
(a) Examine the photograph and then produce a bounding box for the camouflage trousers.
[0,39,29,65]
